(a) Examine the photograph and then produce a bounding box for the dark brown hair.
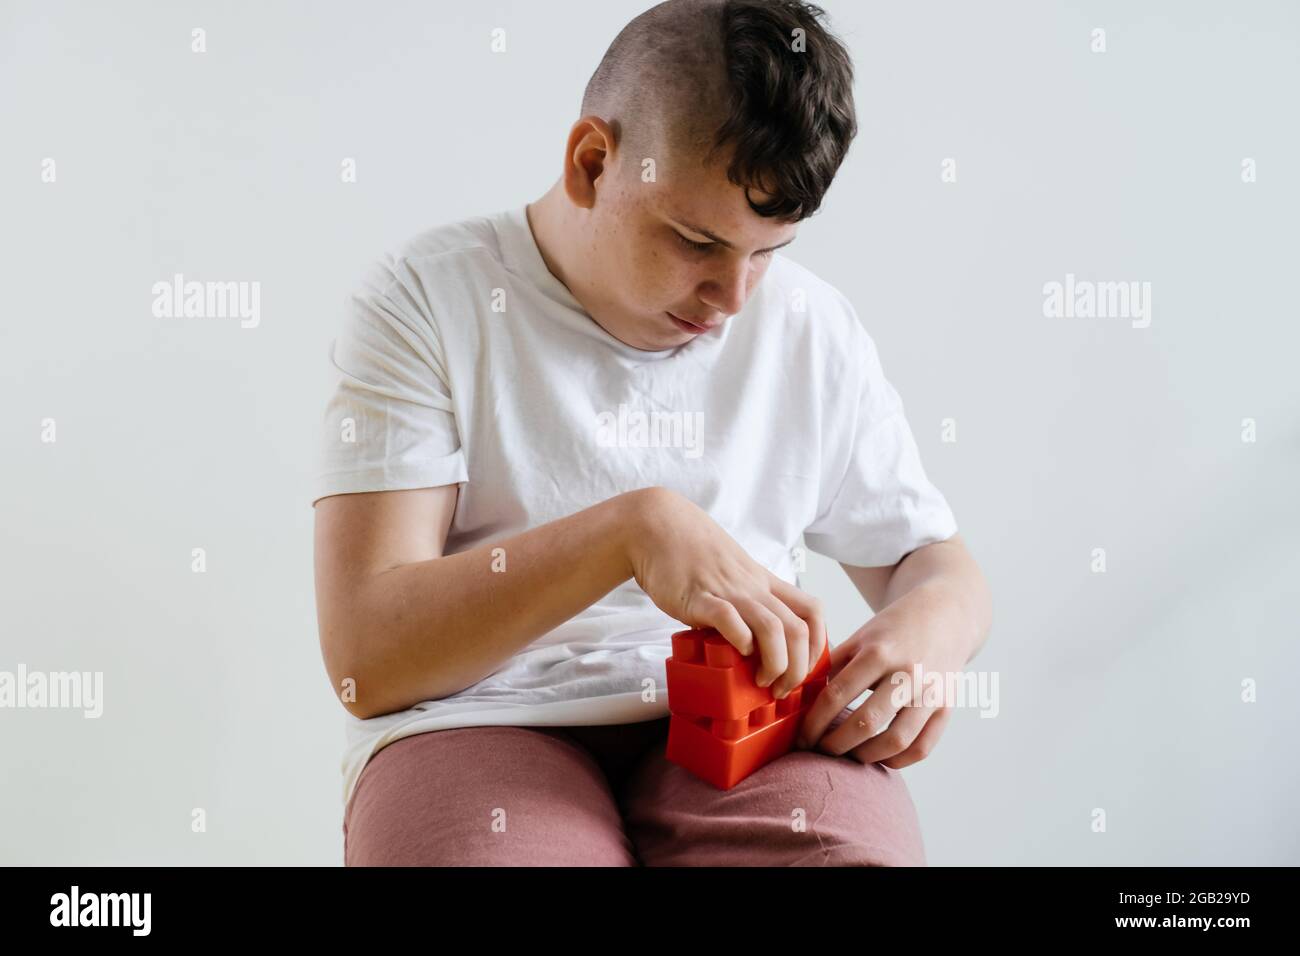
[582,0,858,222]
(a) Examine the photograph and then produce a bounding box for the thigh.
[344,725,637,866]
[621,706,927,867]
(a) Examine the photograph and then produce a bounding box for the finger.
[880,706,952,769]
[758,591,809,699]
[817,672,908,756]
[829,630,859,675]
[848,699,934,764]
[797,644,891,750]
[769,577,827,670]
[734,598,786,688]
[691,592,754,657]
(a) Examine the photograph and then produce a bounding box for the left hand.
[795,584,974,769]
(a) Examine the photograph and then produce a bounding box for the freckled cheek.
[639,253,693,304]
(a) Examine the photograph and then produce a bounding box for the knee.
[803,758,927,866]
[627,750,927,867]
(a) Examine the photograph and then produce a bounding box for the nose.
[698,257,754,319]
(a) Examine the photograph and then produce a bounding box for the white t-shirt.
[314,203,958,808]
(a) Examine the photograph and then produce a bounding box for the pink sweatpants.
[343,705,926,866]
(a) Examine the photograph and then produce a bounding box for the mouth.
[668,312,709,334]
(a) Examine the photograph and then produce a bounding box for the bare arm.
[314,485,647,719]
[838,533,992,662]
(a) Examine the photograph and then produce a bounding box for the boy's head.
[539,0,857,350]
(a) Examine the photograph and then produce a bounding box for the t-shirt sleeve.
[802,304,957,567]
[311,261,468,506]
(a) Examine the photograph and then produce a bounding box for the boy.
[313,0,991,866]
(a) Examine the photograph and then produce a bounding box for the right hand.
[624,487,827,699]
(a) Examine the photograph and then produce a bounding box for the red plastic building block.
[664,626,831,789]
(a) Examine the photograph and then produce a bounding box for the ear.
[563,116,617,208]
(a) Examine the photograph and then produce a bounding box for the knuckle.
[860,641,892,667]
[822,680,851,710]
[878,730,907,752]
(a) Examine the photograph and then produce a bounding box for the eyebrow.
[669,216,797,254]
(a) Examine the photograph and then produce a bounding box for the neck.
[526,182,584,304]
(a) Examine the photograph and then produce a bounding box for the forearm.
[339,489,648,719]
[879,538,992,662]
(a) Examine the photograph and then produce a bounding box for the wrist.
[908,577,987,660]
[615,486,676,580]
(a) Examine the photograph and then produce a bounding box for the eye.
[674,232,778,259]
[674,232,713,253]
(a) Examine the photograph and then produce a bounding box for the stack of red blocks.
[664,626,832,789]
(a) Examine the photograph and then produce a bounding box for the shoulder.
[352,210,510,307]
[351,210,512,327]
[760,252,874,364]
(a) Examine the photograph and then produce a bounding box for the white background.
[1,0,1296,865]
